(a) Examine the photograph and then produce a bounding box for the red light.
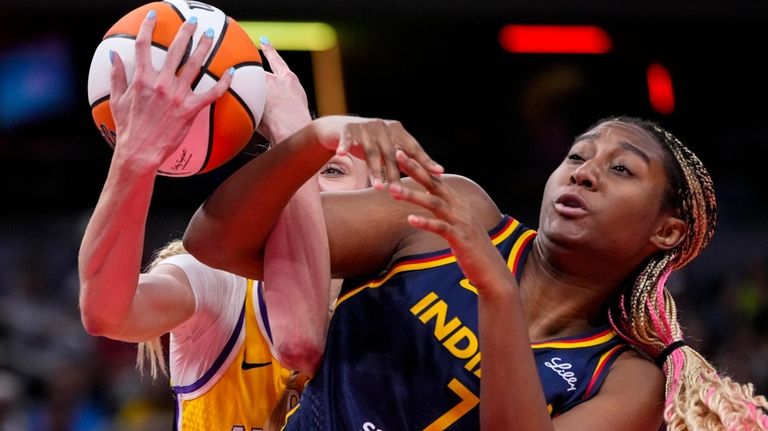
[647,63,675,115]
[499,25,612,54]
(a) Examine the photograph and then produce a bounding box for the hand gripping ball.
[87,0,265,176]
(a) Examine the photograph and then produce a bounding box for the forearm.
[78,155,157,336]
[184,122,335,278]
[263,174,329,374]
[478,275,554,431]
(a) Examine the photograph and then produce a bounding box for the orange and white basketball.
[87,0,265,176]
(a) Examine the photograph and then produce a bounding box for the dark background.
[0,1,766,429]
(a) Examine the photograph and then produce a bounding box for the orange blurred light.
[499,25,612,54]
[647,63,675,115]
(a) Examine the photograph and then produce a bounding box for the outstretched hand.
[109,11,232,167]
[388,150,511,291]
[308,116,444,187]
[256,37,313,144]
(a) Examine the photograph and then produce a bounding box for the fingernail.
[147,10,156,19]
[228,67,236,76]
[205,28,214,38]
[389,183,402,194]
[259,35,270,46]
[188,16,198,25]
[109,49,115,64]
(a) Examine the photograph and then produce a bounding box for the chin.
[539,219,590,250]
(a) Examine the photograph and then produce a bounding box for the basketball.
[86,0,265,177]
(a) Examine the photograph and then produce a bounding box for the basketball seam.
[90,95,110,110]
[199,100,216,173]
[190,16,229,89]
[103,34,171,51]
[162,0,187,22]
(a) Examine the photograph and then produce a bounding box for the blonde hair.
[263,371,310,431]
[136,239,188,379]
[605,117,768,429]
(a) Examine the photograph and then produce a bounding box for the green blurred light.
[238,21,337,51]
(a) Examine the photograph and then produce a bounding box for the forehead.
[577,121,664,156]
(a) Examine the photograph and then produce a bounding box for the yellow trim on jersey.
[506,228,537,270]
[530,329,616,349]
[336,218,520,307]
[585,344,625,394]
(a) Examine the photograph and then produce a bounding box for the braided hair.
[603,117,768,430]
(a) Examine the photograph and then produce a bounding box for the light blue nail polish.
[147,10,156,19]
[259,35,270,46]
[109,50,115,64]
[205,28,214,38]
[188,16,198,24]
[228,67,236,76]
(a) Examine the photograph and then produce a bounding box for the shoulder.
[553,348,664,430]
[596,349,665,424]
[440,174,503,226]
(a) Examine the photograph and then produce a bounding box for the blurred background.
[1,0,767,429]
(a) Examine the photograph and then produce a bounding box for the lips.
[554,193,589,218]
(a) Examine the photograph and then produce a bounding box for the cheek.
[319,177,364,193]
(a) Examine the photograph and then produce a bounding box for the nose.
[569,161,598,190]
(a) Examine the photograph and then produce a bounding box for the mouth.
[554,193,589,218]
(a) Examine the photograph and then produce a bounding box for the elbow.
[79,294,123,338]
[274,338,325,376]
[80,308,115,338]
[182,230,225,270]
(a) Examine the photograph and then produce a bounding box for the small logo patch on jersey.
[241,360,272,370]
[544,357,578,392]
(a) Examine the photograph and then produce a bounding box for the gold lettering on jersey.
[444,327,477,358]
[417,299,462,341]
[411,292,481,375]
[465,353,481,377]
[410,292,439,315]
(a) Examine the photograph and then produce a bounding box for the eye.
[320,164,346,177]
[566,153,585,162]
[611,164,633,176]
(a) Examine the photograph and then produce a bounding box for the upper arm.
[324,174,503,279]
[112,264,196,342]
[553,350,665,431]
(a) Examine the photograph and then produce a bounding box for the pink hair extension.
[653,269,675,343]
[663,350,685,405]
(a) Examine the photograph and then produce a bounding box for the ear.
[650,215,687,250]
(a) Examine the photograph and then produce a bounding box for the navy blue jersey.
[285,216,627,430]
[533,325,628,416]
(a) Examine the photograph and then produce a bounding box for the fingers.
[109,50,128,102]
[407,214,451,235]
[161,17,200,80]
[259,36,291,76]
[395,149,439,192]
[195,67,233,107]
[133,9,157,76]
[389,150,454,220]
[353,120,401,187]
[389,180,453,221]
[386,121,444,175]
[177,27,215,85]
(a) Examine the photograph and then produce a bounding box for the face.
[538,120,680,262]
[317,154,371,192]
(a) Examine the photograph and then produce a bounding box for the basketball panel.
[88,39,169,105]
[200,92,254,174]
[157,106,212,176]
[228,65,266,129]
[104,2,184,47]
[205,17,262,77]
[91,100,117,148]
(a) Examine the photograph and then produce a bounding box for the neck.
[520,239,628,341]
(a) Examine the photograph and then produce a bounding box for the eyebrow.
[573,133,651,166]
[618,141,651,165]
